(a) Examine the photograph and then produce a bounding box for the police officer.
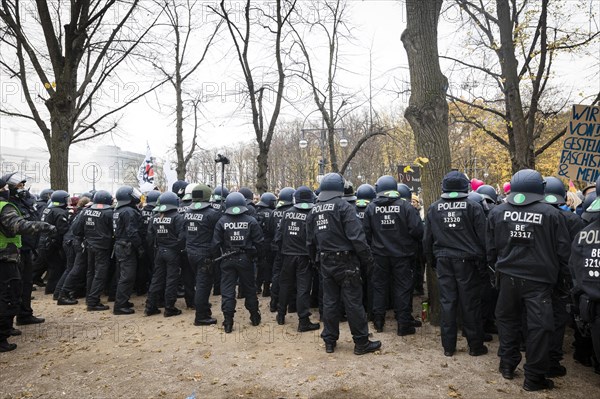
[239,187,257,218]
[364,175,423,335]
[184,184,221,325]
[212,192,263,333]
[423,171,488,357]
[255,192,277,296]
[543,176,585,377]
[306,173,381,355]
[476,185,499,213]
[568,178,600,375]
[179,183,196,213]
[145,192,185,317]
[38,190,70,295]
[269,187,295,312]
[273,186,320,332]
[178,184,198,308]
[0,175,55,352]
[487,169,571,391]
[113,186,144,315]
[209,185,229,296]
[139,190,160,295]
[35,189,53,220]
[355,184,376,220]
[74,190,114,311]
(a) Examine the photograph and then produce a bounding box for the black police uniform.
[363,192,423,334]
[306,196,374,349]
[177,199,196,308]
[59,208,89,301]
[113,204,145,312]
[139,203,156,294]
[212,212,263,328]
[269,203,293,312]
[184,202,221,324]
[487,201,570,384]
[568,215,600,374]
[146,209,185,315]
[38,204,70,294]
[255,203,275,295]
[423,195,487,354]
[273,204,315,325]
[73,204,114,309]
[0,198,54,351]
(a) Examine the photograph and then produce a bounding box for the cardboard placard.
[397,164,422,194]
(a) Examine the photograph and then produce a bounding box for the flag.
[568,179,577,193]
[137,144,155,188]
[163,158,178,192]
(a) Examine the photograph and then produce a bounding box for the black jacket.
[274,207,311,256]
[568,219,600,301]
[212,213,263,254]
[147,209,185,251]
[39,205,69,251]
[184,203,221,255]
[113,205,144,250]
[74,206,114,250]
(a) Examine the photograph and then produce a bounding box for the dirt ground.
[1,292,599,399]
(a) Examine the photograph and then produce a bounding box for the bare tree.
[211,0,296,194]
[151,0,221,180]
[0,0,165,189]
[402,0,452,325]
[446,0,600,172]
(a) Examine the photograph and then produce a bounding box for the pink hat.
[503,182,511,194]
[470,178,485,191]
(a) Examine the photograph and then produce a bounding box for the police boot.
[164,307,182,317]
[373,315,385,332]
[276,312,285,325]
[250,310,261,326]
[223,314,234,333]
[397,324,416,336]
[297,317,320,332]
[269,298,277,313]
[262,282,271,297]
[0,339,17,353]
[57,292,78,306]
[353,340,382,355]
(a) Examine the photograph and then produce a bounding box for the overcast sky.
[1,0,598,160]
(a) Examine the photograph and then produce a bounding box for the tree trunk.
[256,146,269,194]
[175,75,186,180]
[46,90,74,190]
[497,0,533,172]
[401,0,451,326]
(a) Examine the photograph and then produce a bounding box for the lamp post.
[299,126,347,181]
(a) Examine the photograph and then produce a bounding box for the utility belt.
[320,250,354,259]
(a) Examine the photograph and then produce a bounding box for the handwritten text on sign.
[558,104,600,183]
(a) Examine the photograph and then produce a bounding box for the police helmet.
[343,181,357,202]
[476,185,498,204]
[115,185,142,208]
[224,192,248,215]
[39,188,54,201]
[171,180,189,199]
[318,173,345,201]
[542,177,566,205]
[257,192,277,209]
[396,183,412,201]
[441,171,469,199]
[155,191,179,212]
[182,183,199,201]
[211,186,230,202]
[507,169,545,206]
[586,176,600,213]
[357,184,376,201]
[277,187,295,208]
[50,190,69,207]
[145,190,161,206]
[294,186,315,210]
[375,175,397,194]
[239,187,254,205]
[467,191,487,210]
[91,190,113,209]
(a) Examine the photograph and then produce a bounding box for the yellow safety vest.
[0,201,22,249]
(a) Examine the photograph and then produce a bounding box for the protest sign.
[397,164,422,194]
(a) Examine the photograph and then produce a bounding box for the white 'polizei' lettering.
[184,213,204,221]
[224,222,249,230]
[437,201,467,211]
[85,210,102,218]
[285,212,307,221]
[375,205,401,214]
[312,203,335,213]
[502,211,543,225]
[578,229,600,245]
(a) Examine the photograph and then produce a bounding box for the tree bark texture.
[402,0,451,326]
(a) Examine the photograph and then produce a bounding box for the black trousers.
[549,290,571,366]
[0,263,21,342]
[278,254,313,319]
[372,255,414,326]
[56,241,75,296]
[180,253,195,307]
[591,302,600,369]
[496,273,553,381]
[86,246,112,306]
[114,241,138,309]
[270,251,283,306]
[17,250,34,318]
[436,257,484,351]
[31,248,47,284]
[147,247,180,310]
[220,254,258,316]
[320,253,368,345]
[44,247,65,294]
[61,239,88,297]
[188,252,213,321]
[256,247,275,287]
